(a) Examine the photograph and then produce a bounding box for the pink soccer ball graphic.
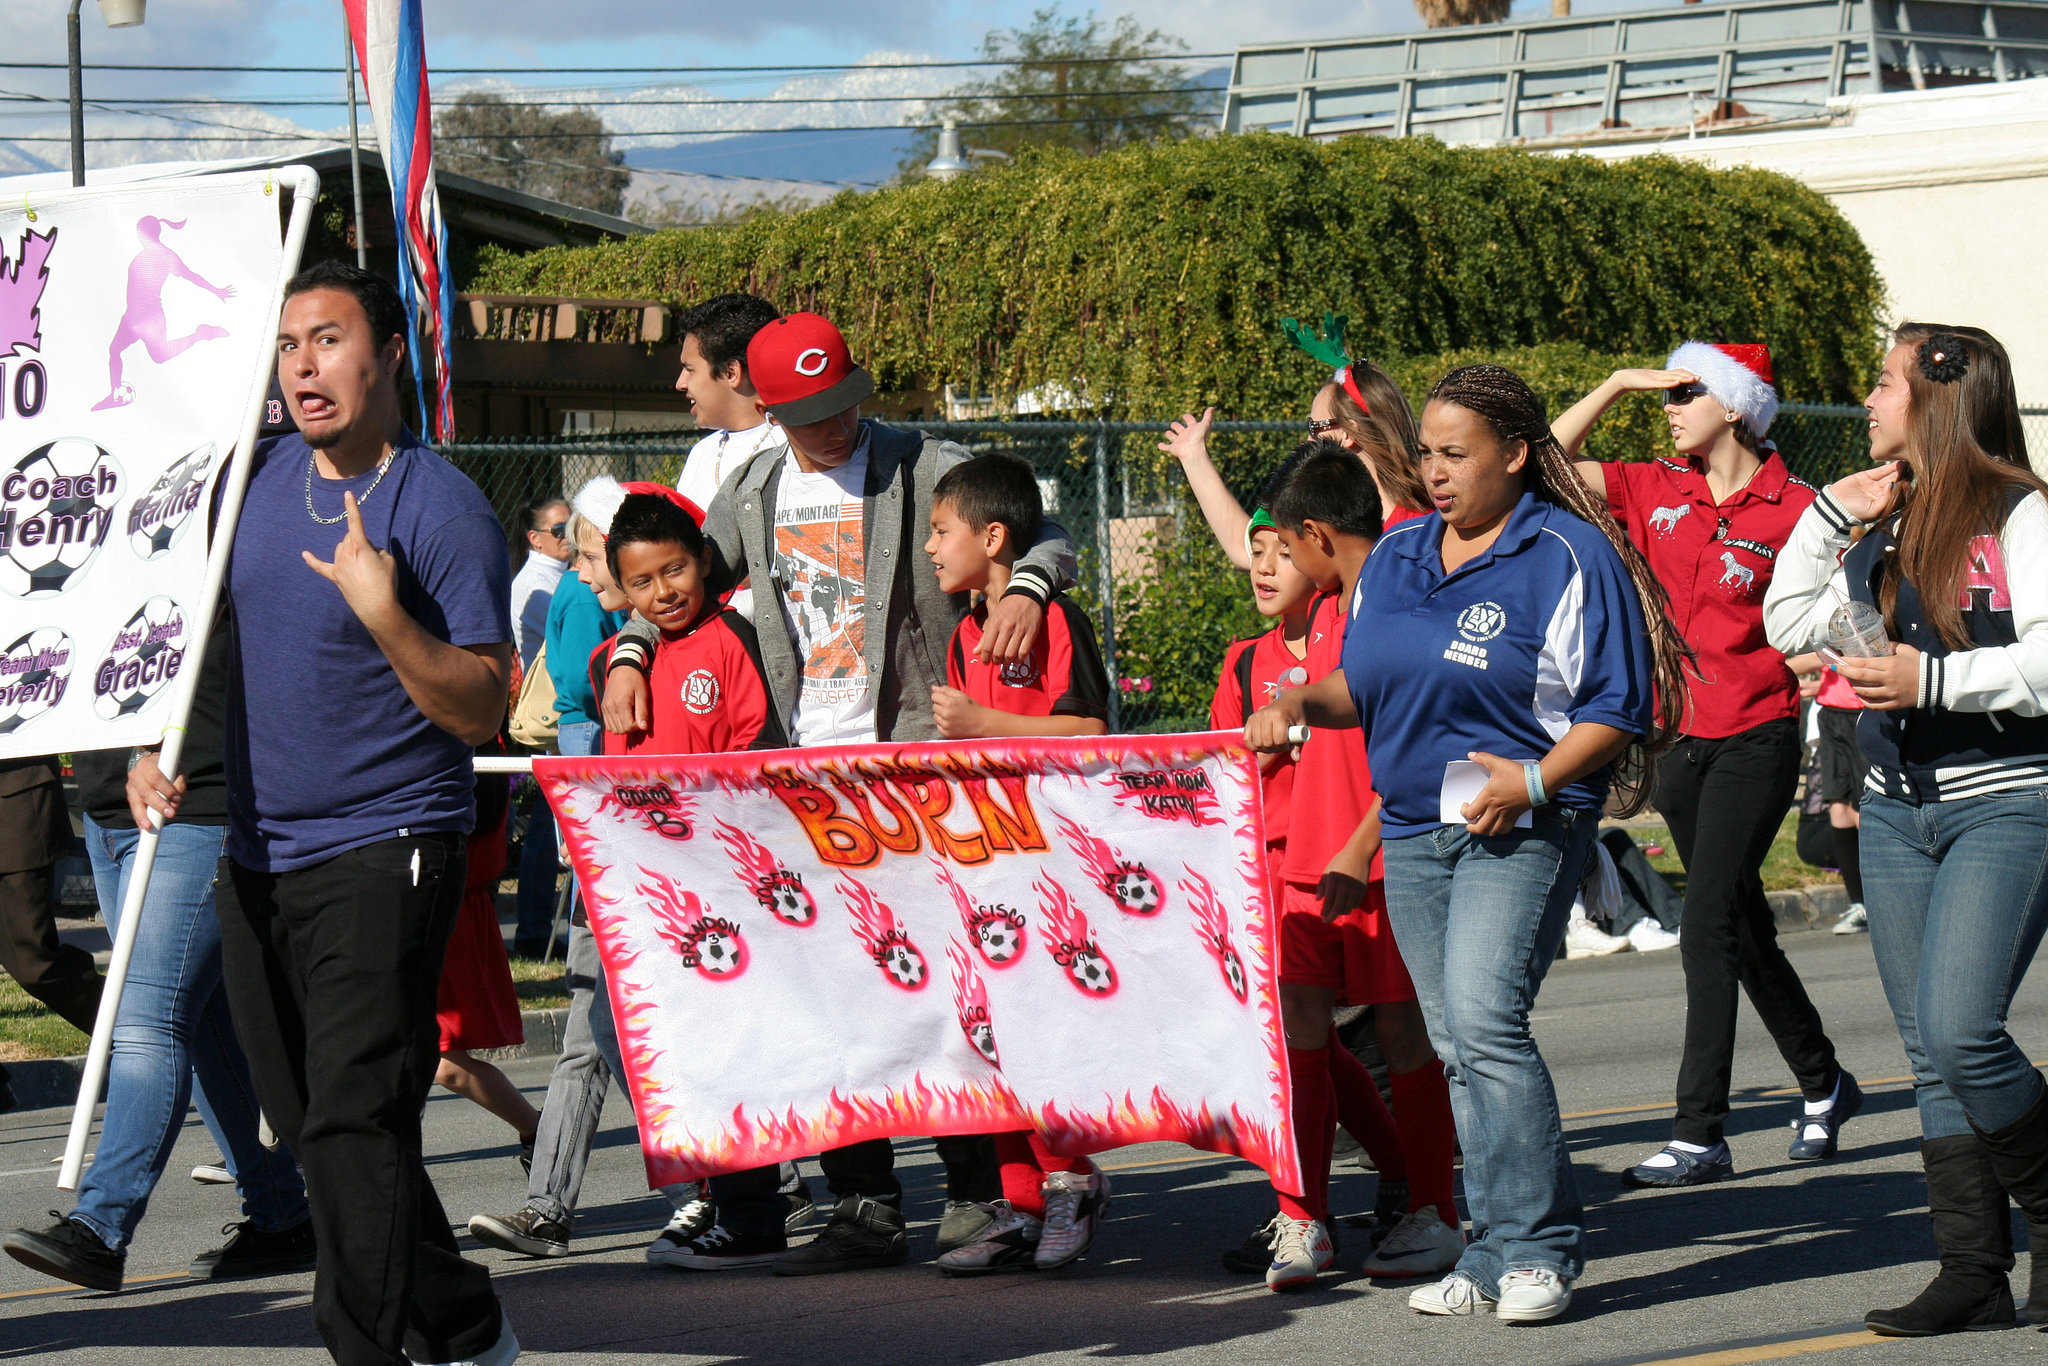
[976,914,1022,963]
[1067,949,1115,995]
[1220,947,1248,1001]
[694,927,745,978]
[1110,866,1162,915]
[764,871,815,926]
[885,944,928,989]
[968,1021,999,1064]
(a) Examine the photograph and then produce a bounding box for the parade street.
[4,928,2046,1366]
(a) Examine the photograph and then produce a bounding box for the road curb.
[1767,883,1850,934]
[3,1006,572,1114]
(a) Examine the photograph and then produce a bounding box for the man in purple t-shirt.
[131,262,515,1366]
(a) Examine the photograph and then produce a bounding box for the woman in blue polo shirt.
[1250,365,1686,1324]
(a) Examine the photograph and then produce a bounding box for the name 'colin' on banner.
[536,734,1296,1192]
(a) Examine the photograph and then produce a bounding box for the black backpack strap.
[1235,641,1260,727]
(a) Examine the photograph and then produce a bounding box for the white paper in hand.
[1440,760,1533,829]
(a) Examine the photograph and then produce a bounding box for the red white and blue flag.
[343,0,455,440]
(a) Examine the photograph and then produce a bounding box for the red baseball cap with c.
[747,312,875,426]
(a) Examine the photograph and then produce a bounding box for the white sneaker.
[1265,1215,1334,1291]
[408,1311,519,1365]
[1833,902,1869,935]
[1408,1271,1494,1315]
[190,1163,233,1185]
[1565,919,1630,959]
[1628,918,1681,952]
[935,1202,1042,1275]
[645,1192,716,1265]
[1361,1206,1465,1277]
[1036,1168,1109,1269]
[1496,1267,1573,1323]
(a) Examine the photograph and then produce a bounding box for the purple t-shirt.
[224,432,511,872]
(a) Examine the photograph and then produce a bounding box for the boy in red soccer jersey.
[922,453,1113,1274]
[1209,499,1427,1280]
[1251,440,1464,1293]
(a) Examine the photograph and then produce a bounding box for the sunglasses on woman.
[1666,382,1710,407]
[1307,417,1342,435]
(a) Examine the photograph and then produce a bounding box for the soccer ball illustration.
[1109,865,1162,915]
[696,929,744,976]
[967,1020,999,1065]
[1067,949,1115,995]
[884,943,928,989]
[127,444,213,560]
[973,908,1025,964]
[1220,947,1248,1001]
[92,596,189,719]
[0,440,123,598]
[0,627,75,735]
[760,871,816,926]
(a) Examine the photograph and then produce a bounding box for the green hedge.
[471,132,1885,415]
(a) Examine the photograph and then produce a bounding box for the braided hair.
[1426,365,1692,815]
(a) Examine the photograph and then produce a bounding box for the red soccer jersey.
[1282,592,1382,886]
[946,594,1110,722]
[1210,628,1309,851]
[1602,453,1815,738]
[593,609,786,757]
[1383,503,1427,530]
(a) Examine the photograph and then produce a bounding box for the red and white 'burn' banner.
[539,734,1297,1191]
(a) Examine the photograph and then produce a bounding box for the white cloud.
[1119,0,1420,51]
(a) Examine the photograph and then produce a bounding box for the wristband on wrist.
[1523,760,1549,808]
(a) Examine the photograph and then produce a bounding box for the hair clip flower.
[1917,334,1970,385]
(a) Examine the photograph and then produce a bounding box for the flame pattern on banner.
[1053,812,1166,917]
[935,858,1028,967]
[715,819,818,926]
[1035,873,1117,997]
[839,873,930,991]
[948,940,1000,1066]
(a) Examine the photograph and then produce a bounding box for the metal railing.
[441,406,2048,731]
[1222,0,2048,145]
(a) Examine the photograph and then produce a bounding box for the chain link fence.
[442,406,2048,734]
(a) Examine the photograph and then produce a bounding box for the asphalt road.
[6,929,2048,1365]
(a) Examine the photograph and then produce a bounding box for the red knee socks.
[1278,1047,1335,1224]
[1390,1062,1458,1225]
[994,1130,1090,1220]
[1326,1028,1407,1181]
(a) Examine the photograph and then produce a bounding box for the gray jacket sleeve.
[701,462,752,600]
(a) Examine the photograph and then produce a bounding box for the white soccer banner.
[0,172,285,758]
[539,734,1299,1191]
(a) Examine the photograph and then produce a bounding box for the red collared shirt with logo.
[1210,626,1310,852]
[1601,452,1815,738]
[1282,592,1382,886]
[945,593,1110,722]
[594,608,786,757]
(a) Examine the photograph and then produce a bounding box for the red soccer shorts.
[1278,878,1416,1006]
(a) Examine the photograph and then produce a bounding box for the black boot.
[1975,1082,2048,1324]
[1866,1134,2016,1336]
[772,1196,906,1276]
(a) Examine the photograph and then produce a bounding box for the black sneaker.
[518,1138,535,1177]
[5,1214,124,1291]
[646,1186,717,1265]
[1223,1214,1280,1274]
[773,1196,907,1276]
[785,1190,817,1233]
[190,1218,317,1280]
[936,1199,996,1253]
[668,1222,786,1270]
[468,1207,570,1258]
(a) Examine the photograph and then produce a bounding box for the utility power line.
[0,87,1221,110]
[0,54,1231,76]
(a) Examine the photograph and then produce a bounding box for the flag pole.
[59,166,324,1192]
[345,19,367,271]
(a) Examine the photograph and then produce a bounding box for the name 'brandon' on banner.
[762,758,1048,869]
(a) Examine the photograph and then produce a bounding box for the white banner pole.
[59,166,324,1192]
[474,756,535,775]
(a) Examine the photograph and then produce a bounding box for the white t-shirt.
[772,441,875,747]
[679,421,783,621]
[507,550,566,671]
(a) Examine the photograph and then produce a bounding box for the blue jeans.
[1381,804,1595,1288]
[1861,789,2048,1141]
[70,816,307,1250]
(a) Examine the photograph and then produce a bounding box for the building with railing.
[1223,0,2048,406]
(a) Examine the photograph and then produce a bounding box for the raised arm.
[1762,464,1898,655]
[1160,408,1255,571]
[1551,368,1698,458]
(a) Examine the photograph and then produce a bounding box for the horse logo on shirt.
[1648,505,1691,535]
[1717,551,1756,593]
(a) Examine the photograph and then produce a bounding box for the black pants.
[714,1136,997,1238]
[216,834,499,1366]
[0,781,102,1035]
[1658,719,1840,1145]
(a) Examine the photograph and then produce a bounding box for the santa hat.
[1667,341,1778,436]
[572,476,704,537]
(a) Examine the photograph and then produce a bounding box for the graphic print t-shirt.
[773,445,876,747]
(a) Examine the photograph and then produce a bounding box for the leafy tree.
[436,93,631,217]
[1413,0,1512,26]
[899,6,1212,173]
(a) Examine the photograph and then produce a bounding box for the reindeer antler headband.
[1281,310,1371,417]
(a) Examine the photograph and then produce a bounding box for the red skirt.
[436,819,524,1054]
